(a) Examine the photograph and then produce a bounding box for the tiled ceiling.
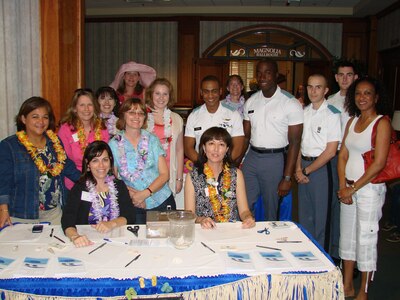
[85,0,397,18]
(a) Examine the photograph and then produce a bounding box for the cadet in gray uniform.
[327,61,358,260]
[242,59,303,221]
[295,74,341,249]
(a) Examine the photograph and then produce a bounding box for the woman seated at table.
[62,141,135,247]
[0,97,80,227]
[109,98,175,224]
[184,127,255,229]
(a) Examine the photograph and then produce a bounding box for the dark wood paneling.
[41,0,84,123]
[177,18,200,107]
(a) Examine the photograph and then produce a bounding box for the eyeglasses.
[126,111,145,117]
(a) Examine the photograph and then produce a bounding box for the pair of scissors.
[257,227,270,235]
[127,226,139,237]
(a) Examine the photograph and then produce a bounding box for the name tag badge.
[248,110,254,114]
[81,191,92,202]
[72,133,79,142]
[194,127,202,131]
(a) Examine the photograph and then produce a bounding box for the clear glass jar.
[168,210,195,249]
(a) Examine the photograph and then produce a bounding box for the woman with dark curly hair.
[338,77,391,299]
[184,127,255,229]
[0,97,80,227]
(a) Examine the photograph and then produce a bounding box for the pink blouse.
[58,123,109,189]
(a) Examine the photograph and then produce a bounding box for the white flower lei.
[86,175,120,222]
[147,108,172,152]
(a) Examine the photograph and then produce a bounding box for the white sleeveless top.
[345,115,382,180]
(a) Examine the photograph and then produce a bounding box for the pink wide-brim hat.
[109,61,157,90]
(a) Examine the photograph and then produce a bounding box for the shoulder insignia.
[192,105,201,113]
[327,104,341,114]
[221,102,236,112]
[281,89,295,99]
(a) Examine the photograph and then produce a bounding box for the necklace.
[225,94,245,116]
[147,108,172,152]
[203,163,234,222]
[87,175,119,223]
[117,132,149,182]
[100,113,118,136]
[77,119,102,154]
[16,130,66,177]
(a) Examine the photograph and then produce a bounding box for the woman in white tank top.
[337,77,392,299]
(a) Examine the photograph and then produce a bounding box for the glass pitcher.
[168,210,196,249]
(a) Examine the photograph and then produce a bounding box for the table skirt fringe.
[0,267,344,300]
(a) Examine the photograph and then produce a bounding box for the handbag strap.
[370,115,396,149]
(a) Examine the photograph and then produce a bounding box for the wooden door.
[193,59,229,107]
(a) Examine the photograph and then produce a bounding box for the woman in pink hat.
[110,61,156,105]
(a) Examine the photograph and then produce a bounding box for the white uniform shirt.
[243,88,303,148]
[301,100,341,157]
[327,91,350,145]
[185,102,244,152]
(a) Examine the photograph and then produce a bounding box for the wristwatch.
[283,175,291,182]
[302,168,309,177]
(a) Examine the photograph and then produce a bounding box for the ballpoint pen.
[276,241,302,243]
[53,235,65,243]
[125,254,141,267]
[256,245,281,251]
[88,242,107,255]
[201,242,215,253]
[49,228,54,238]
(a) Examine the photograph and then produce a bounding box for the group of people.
[0,58,393,299]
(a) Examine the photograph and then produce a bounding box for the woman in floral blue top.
[109,98,175,224]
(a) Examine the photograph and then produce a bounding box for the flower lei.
[77,119,102,153]
[117,133,149,182]
[16,130,66,177]
[204,163,234,222]
[225,94,246,117]
[147,108,172,152]
[87,175,119,222]
[100,113,118,136]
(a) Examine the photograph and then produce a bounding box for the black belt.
[301,155,318,161]
[250,145,286,154]
[346,178,355,185]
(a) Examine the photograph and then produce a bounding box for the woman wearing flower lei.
[0,97,80,228]
[95,86,120,138]
[109,98,175,224]
[145,78,184,196]
[184,127,255,229]
[221,75,248,119]
[58,89,109,190]
[62,141,135,247]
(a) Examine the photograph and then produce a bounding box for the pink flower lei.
[117,132,149,182]
[86,175,120,222]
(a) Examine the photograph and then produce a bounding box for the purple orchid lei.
[100,113,118,136]
[117,132,149,182]
[87,175,120,223]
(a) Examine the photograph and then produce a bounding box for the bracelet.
[176,178,183,182]
[70,235,80,242]
[147,187,153,196]
[350,184,358,193]
[302,168,309,177]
